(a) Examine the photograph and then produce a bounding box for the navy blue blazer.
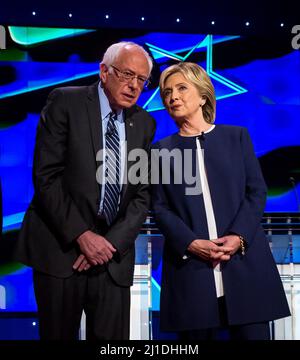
[152,125,290,331]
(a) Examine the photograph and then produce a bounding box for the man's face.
[100,47,150,111]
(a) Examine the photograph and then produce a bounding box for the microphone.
[289,177,300,213]
[197,132,205,149]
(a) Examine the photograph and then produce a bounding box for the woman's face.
[162,72,204,122]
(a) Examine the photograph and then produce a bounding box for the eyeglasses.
[110,65,150,88]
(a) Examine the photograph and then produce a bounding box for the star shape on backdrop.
[142,35,247,112]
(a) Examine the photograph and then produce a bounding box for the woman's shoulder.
[214,125,253,142]
[151,133,178,149]
[216,124,247,135]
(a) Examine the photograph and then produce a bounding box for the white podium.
[130,234,152,340]
[274,264,300,339]
[270,230,300,339]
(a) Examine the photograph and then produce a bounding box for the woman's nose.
[170,91,179,102]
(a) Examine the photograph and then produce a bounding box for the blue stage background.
[0,26,299,314]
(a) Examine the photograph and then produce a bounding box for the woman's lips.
[171,105,182,111]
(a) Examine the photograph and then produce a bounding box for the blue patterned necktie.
[102,111,121,225]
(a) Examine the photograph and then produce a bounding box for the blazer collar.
[112,106,137,204]
[86,81,102,158]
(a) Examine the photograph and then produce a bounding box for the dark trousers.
[33,268,130,340]
[178,297,271,340]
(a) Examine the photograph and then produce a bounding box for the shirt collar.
[98,82,124,122]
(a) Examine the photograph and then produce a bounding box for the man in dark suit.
[14,42,156,340]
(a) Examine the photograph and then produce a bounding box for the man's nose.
[128,76,139,88]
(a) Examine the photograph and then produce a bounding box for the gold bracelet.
[239,236,245,256]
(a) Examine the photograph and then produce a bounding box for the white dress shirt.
[195,125,224,297]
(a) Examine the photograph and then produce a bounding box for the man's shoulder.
[47,81,99,101]
[126,104,156,125]
[127,103,150,117]
[49,84,92,98]
[42,83,98,114]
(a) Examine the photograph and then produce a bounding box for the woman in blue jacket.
[151,62,290,340]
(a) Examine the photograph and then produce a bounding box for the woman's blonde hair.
[159,62,216,124]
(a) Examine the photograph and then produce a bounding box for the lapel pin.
[129,122,133,127]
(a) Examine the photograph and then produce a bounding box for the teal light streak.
[148,107,165,111]
[147,39,206,62]
[146,43,184,61]
[183,40,207,60]
[146,35,239,61]
[206,34,247,98]
[3,212,25,229]
[151,277,161,292]
[142,87,160,109]
[143,34,247,112]
[8,26,94,46]
[216,93,245,101]
[0,71,98,99]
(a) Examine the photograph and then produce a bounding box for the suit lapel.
[86,82,103,206]
[86,82,103,159]
[124,107,136,158]
[120,107,136,204]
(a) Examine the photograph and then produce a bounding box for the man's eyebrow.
[123,68,148,77]
[122,68,135,73]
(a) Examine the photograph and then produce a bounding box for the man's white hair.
[101,41,153,74]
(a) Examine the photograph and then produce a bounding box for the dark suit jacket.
[152,125,290,331]
[14,82,156,287]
